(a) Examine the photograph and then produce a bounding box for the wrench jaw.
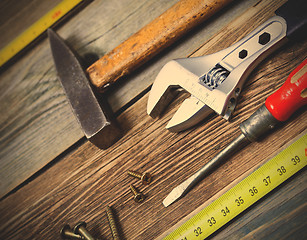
[147,60,183,118]
[147,57,213,118]
[166,97,214,132]
[147,55,225,128]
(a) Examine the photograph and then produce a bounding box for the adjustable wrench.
[147,0,307,132]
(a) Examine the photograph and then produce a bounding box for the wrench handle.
[87,0,233,91]
[265,59,307,121]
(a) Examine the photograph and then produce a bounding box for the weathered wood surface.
[0,0,306,238]
[0,0,62,49]
[0,0,259,198]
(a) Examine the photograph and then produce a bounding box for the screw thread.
[106,206,120,240]
[127,170,142,179]
[130,184,138,195]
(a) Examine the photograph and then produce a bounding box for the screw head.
[130,184,146,203]
[134,192,146,203]
[141,173,152,185]
[73,222,96,240]
[60,224,71,238]
[73,221,87,233]
[61,224,84,239]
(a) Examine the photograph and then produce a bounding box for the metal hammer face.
[48,29,121,149]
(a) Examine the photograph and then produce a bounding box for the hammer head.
[48,29,121,149]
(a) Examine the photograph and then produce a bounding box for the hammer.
[49,0,233,149]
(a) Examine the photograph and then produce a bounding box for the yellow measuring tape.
[163,132,307,240]
[0,0,82,67]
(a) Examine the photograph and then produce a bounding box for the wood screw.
[130,184,145,203]
[106,206,121,240]
[73,222,95,240]
[127,170,152,185]
[60,224,84,239]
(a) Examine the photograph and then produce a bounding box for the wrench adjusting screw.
[130,184,146,203]
[60,224,84,239]
[106,206,121,240]
[127,170,152,185]
[73,221,95,240]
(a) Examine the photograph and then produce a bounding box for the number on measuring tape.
[291,156,300,165]
[221,206,230,216]
[263,176,271,186]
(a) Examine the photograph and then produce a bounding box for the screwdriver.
[163,59,307,207]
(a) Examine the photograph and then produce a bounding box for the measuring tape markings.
[0,0,83,67]
[163,133,307,240]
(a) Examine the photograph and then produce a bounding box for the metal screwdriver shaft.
[163,133,250,207]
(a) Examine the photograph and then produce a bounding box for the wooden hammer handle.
[87,0,233,91]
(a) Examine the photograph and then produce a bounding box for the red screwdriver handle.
[265,59,307,121]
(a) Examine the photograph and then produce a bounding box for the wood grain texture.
[0,0,62,49]
[87,0,234,91]
[0,2,306,237]
[0,0,259,198]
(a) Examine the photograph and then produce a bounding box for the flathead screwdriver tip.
[163,191,178,207]
[163,178,195,207]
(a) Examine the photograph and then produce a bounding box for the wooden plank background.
[0,0,259,198]
[0,0,62,49]
[0,0,306,239]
